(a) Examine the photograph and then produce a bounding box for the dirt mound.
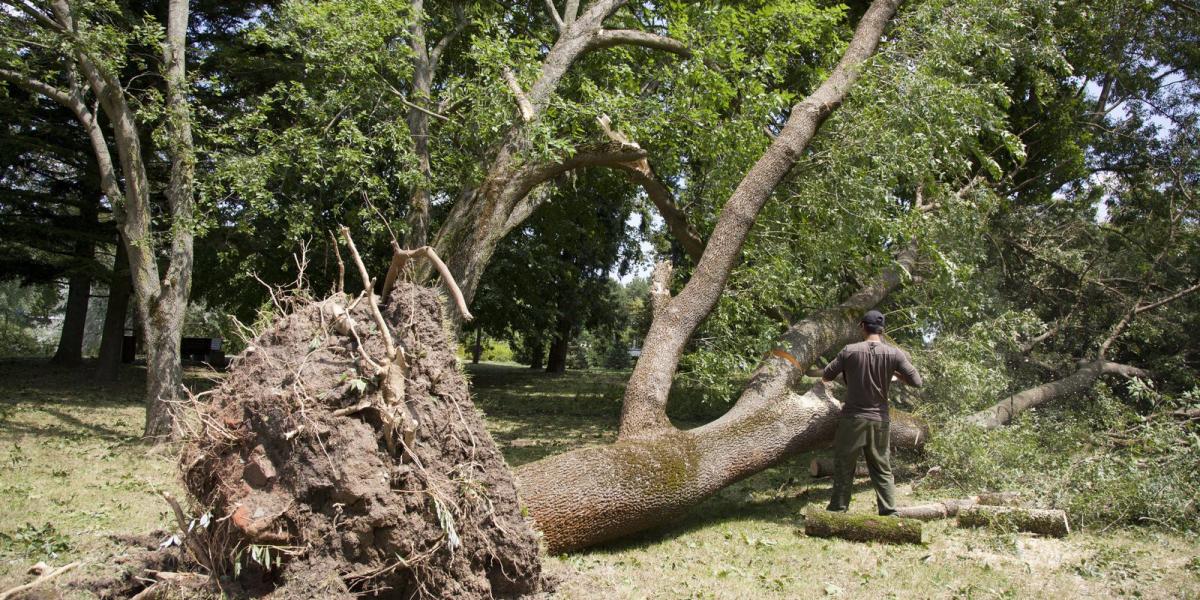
[179,283,544,598]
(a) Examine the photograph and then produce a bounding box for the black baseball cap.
[861,310,885,329]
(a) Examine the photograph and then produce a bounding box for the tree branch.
[0,68,74,107]
[587,29,691,57]
[617,0,904,439]
[1135,280,1200,314]
[965,359,1150,429]
[501,67,535,122]
[596,114,704,262]
[542,0,564,31]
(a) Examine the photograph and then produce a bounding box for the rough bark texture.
[50,255,91,366]
[181,284,544,598]
[894,498,979,521]
[966,359,1150,429]
[1,0,198,438]
[957,505,1071,538]
[803,508,925,544]
[95,239,131,381]
[514,0,907,553]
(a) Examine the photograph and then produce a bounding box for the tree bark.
[514,0,906,552]
[50,241,92,366]
[471,328,483,364]
[545,313,572,373]
[895,498,978,521]
[142,302,186,438]
[95,239,131,381]
[966,359,1150,429]
[803,508,925,544]
[527,338,545,370]
[957,505,1070,537]
[52,193,99,366]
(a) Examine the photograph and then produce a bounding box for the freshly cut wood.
[894,498,977,521]
[957,505,1070,537]
[803,508,925,545]
[809,457,869,478]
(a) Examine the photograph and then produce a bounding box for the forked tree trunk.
[96,240,131,381]
[516,0,906,552]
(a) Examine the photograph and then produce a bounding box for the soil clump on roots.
[179,282,544,598]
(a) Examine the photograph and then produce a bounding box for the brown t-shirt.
[822,340,922,421]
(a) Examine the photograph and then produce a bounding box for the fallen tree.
[515,0,915,553]
[179,242,544,598]
[967,280,1199,429]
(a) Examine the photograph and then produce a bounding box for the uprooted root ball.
[180,283,544,598]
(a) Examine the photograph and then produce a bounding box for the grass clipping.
[180,283,544,598]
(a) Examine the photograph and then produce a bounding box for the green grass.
[1,360,1198,598]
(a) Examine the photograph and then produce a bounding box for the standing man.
[820,310,923,515]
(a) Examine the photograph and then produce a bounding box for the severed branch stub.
[337,227,420,462]
[382,240,474,322]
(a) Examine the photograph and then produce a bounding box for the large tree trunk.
[50,247,92,366]
[52,199,98,366]
[142,303,186,438]
[544,314,572,373]
[95,240,131,381]
[516,0,905,552]
[517,248,921,552]
[965,359,1149,429]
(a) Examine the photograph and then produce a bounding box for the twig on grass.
[0,561,81,600]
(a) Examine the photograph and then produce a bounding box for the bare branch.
[0,0,66,32]
[542,0,564,31]
[428,3,469,71]
[383,242,474,321]
[618,0,903,438]
[597,114,705,262]
[501,67,535,122]
[588,29,691,57]
[1135,280,1200,314]
[0,68,74,107]
[340,226,397,360]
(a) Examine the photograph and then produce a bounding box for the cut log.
[803,508,925,545]
[809,457,869,478]
[957,505,1070,537]
[894,498,977,521]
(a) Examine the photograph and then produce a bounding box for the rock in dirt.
[180,283,545,598]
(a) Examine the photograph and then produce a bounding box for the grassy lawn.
[2,359,1198,598]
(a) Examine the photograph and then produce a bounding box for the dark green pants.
[826,416,896,515]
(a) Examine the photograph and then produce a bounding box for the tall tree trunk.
[527,338,545,370]
[51,197,99,366]
[471,328,483,364]
[142,301,186,438]
[515,0,906,552]
[50,258,91,366]
[545,314,573,373]
[96,239,131,381]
